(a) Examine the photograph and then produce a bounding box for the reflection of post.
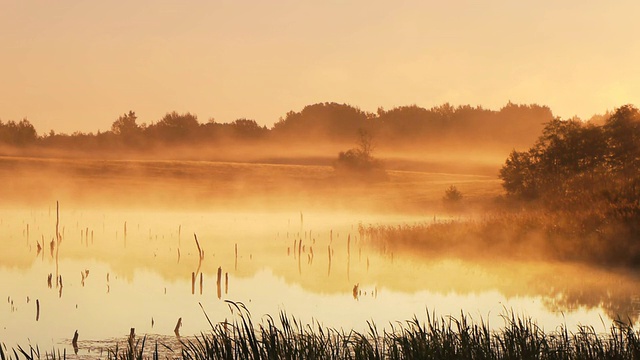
[234,243,238,271]
[55,202,61,291]
[298,238,302,274]
[347,234,351,281]
[327,245,332,276]
[194,234,204,275]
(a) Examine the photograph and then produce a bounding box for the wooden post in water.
[216,267,222,299]
[191,272,195,295]
[72,330,79,354]
[35,299,39,321]
[174,318,182,338]
[225,272,229,294]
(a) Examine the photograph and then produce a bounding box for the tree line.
[499,104,640,259]
[0,102,553,153]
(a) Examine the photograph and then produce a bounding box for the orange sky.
[1,1,639,134]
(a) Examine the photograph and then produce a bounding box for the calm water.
[1,206,639,357]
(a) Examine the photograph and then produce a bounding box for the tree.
[443,185,463,202]
[499,149,540,199]
[111,111,139,136]
[603,104,640,174]
[148,111,199,143]
[334,129,384,176]
[272,102,370,140]
[499,105,640,209]
[0,118,37,146]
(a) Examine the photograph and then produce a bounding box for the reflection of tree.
[362,220,640,325]
[540,278,640,326]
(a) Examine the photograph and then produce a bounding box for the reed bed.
[3,302,640,360]
[359,208,640,268]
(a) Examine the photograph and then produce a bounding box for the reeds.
[177,303,640,360]
[360,209,640,268]
[3,305,640,359]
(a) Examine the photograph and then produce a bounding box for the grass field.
[0,155,502,212]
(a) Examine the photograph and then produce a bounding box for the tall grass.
[3,302,640,359]
[359,208,640,268]
[180,304,640,360]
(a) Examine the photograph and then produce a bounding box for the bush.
[443,185,463,203]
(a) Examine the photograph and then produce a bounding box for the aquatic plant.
[3,303,640,359]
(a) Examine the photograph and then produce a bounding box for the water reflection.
[1,207,639,355]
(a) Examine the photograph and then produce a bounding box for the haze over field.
[2,1,640,134]
[2,2,640,359]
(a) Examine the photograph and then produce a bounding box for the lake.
[2,205,639,358]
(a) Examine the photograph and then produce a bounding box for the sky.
[1,0,640,134]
